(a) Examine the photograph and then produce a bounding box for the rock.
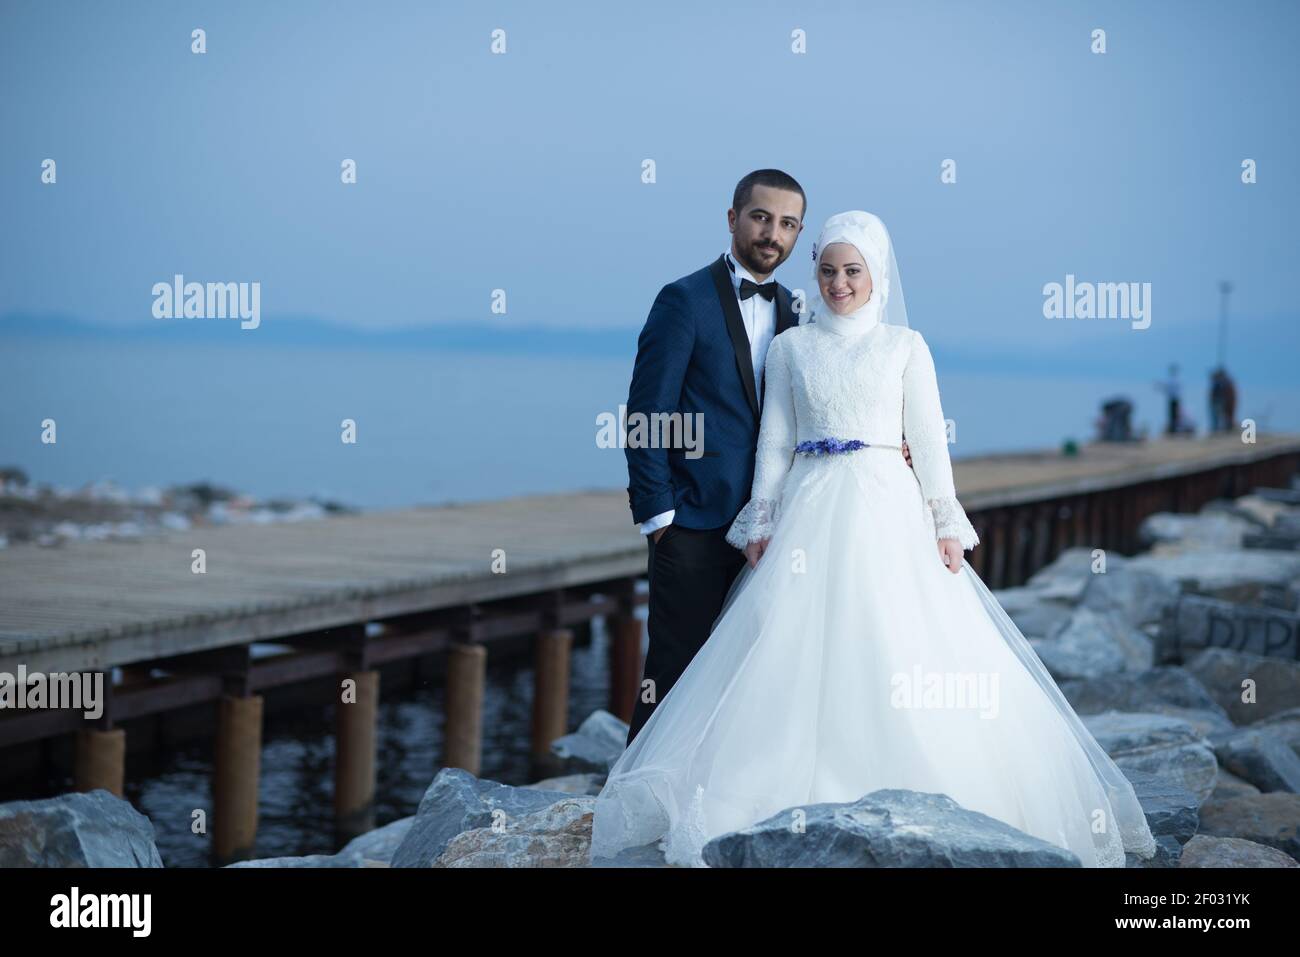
[1083,712,1219,805]
[1183,648,1300,724]
[1139,510,1261,551]
[588,843,670,868]
[1254,488,1300,507]
[549,710,628,774]
[1243,532,1300,552]
[1026,547,1127,601]
[1059,667,1234,737]
[1210,769,1262,802]
[390,768,578,868]
[1207,727,1300,793]
[1253,707,1300,757]
[334,816,414,865]
[1080,568,1182,628]
[1225,493,1299,531]
[1159,595,1300,662]
[434,797,594,867]
[1196,793,1300,862]
[0,790,163,867]
[990,586,1077,638]
[1122,768,1199,868]
[1126,549,1300,604]
[226,854,346,868]
[1030,608,1151,680]
[526,772,606,795]
[701,789,1082,868]
[225,816,415,868]
[1256,583,1300,612]
[1178,834,1298,867]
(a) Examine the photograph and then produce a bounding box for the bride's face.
[817,243,873,314]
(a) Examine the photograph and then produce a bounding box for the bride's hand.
[937,538,963,574]
[744,538,770,568]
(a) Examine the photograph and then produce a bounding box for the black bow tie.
[739,278,778,302]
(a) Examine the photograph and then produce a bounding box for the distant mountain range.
[3,311,1295,385]
[0,312,637,358]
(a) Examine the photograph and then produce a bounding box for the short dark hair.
[732,169,806,220]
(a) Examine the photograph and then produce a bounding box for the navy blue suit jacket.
[625,254,799,530]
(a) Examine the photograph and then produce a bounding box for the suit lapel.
[709,254,761,420]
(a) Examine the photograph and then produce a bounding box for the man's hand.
[652,525,669,544]
[743,537,770,569]
[937,538,963,573]
[901,439,913,469]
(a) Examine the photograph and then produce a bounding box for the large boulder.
[1196,793,1300,862]
[1082,712,1220,805]
[1138,510,1262,551]
[1253,707,1300,757]
[1030,608,1152,681]
[525,772,606,795]
[1183,648,1300,725]
[990,586,1077,639]
[225,816,416,868]
[1178,834,1298,867]
[1122,768,1199,868]
[1059,666,1234,737]
[1026,547,1129,603]
[0,790,163,867]
[1209,769,1263,802]
[1126,549,1300,605]
[1159,595,1300,662]
[701,790,1082,868]
[1080,568,1182,628]
[1207,727,1300,793]
[549,710,628,775]
[390,768,577,868]
[434,797,594,867]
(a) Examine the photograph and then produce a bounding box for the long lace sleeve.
[725,334,796,550]
[901,330,979,551]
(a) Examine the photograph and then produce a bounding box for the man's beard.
[737,240,785,276]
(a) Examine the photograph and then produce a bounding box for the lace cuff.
[725,498,780,550]
[927,496,980,551]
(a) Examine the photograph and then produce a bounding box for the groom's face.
[728,185,804,279]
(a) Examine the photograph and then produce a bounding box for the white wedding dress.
[590,306,1159,868]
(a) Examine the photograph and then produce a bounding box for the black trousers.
[625,522,747,746]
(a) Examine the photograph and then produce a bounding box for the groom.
[623,170,802,745]
[624,170,915,745]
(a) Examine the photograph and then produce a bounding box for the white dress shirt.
[640,248,780,536]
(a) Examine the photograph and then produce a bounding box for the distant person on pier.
[1154,363,1183,435]
[1223,369,1238,431]
[1209,366,1238,433]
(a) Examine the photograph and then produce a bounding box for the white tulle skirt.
[590,447,1158,867]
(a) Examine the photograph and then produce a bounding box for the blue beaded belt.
[794,438,903,455]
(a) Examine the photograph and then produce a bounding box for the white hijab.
[803,210,910,329]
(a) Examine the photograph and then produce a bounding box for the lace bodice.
[725,312,980,551]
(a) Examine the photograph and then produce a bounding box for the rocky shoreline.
[0,467,356,549]
[2,480,1298,867]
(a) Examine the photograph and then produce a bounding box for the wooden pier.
[1,432,1298,862]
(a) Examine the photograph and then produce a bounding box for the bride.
[589,211,1159,868]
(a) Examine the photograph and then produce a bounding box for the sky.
[1,0,1297,385]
